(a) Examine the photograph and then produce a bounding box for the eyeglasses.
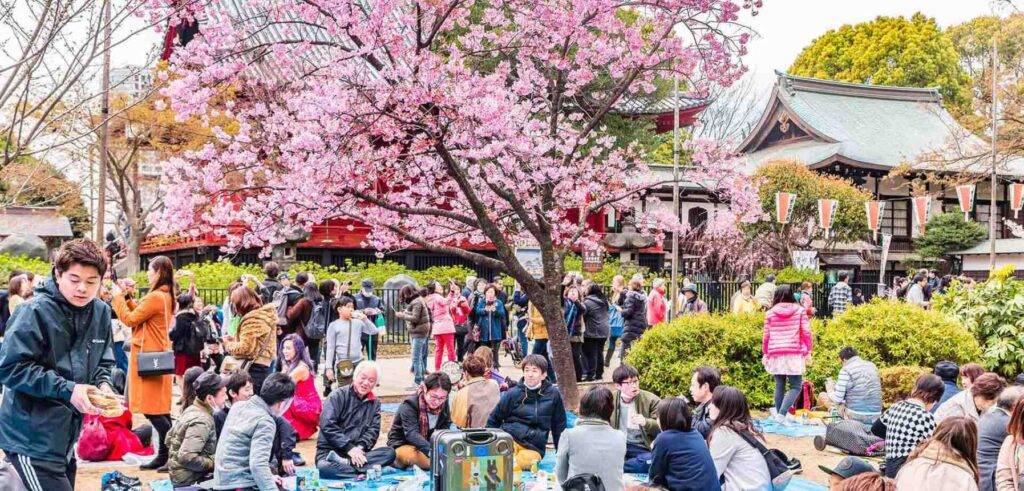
[618,379,640,386]
[426,393,449,403]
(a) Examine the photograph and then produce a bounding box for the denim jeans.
[774,374,803,415]
[517,324,529,358]
[623,442,653,474]
[411,337,428,384]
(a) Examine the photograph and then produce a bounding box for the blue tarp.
[755,417,826,437]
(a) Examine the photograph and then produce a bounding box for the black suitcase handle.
[463,429,497,445]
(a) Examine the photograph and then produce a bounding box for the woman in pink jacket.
[426,281,457,370]
[762,284,813,420]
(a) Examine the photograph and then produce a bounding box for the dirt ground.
[68,411,841,491]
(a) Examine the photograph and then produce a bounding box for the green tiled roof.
[741,72,1024,174]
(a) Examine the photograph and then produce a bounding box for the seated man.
[488,354,568,471]
[316,362,396,478]
[818,456,878,490]
[209,373,295,491]
[817,347,883,425]
[609,365,661,474]
[689,366,721,438]
[387,372,453,470]
[213,370,301,475]
[978,386,1024,491]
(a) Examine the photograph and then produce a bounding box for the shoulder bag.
[334,319,358,386]
[137,292,175,377]
[736,429,797,491]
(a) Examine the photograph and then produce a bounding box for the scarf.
[417,386,436,437]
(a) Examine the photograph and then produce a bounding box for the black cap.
[194,372,228,399]
[818,457,877,479]
[935,361,960,381]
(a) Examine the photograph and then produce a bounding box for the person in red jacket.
[762,284,813,421]
[646,279,667,327]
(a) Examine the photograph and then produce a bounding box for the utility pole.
[95,0,112,243]
[669,74,681,321]
[991,37,999,269]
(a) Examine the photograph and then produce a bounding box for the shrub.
[0,254,56,287]
[756,266,824,284]
[131,261,261,289]
[628,299,982,409]
[806,299,983,390]
[879,366,929,406]
[625,312,826,407]
[934,265,1024,377]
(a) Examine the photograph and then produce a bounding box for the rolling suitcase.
[431,428,514,491]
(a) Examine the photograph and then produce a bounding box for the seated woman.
[279,333,323,441]
[387,372,453,470]
[935,372,1005,424]
[487,354,567,471]
[647,397,720,491]
[167,372,228,487]
[707,386,771,491]
[474,345,513,390]
[451,354,501,429]
[556,386,625,491]
[895,417,979,491]
[875,374,943,478]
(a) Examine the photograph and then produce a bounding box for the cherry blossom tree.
[146,0,757,405]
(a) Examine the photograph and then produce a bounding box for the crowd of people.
[0,239,1020,491]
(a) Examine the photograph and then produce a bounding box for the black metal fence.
[144,281,886,344]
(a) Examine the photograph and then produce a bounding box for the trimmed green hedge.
[0,254,53,287]
[806,298,983,387]
[627,299,982,408]
[625,312,824,407]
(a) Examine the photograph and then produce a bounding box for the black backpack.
[304,298,328,339]
[562,474,605,491]
[186,316,211,355]
[736,430,797,490]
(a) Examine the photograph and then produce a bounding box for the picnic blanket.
[755,417,826,437]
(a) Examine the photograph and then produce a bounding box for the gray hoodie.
[210,397,278,491]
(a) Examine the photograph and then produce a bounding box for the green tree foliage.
[0,140,90,236]
[934,265,1024,377]
[947,14,1024,154]
[745,160,872,262]
[789,13,971,108]
[913,212,987,259]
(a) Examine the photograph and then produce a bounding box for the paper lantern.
[817,199,838,237]
[865,201,885,241]
[955,184,975,220]
[775,192,796,224]
[911,196,932,235]
[1011,183,1024,219]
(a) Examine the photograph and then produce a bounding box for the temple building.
[734,72,1024,281]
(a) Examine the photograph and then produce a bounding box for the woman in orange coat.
[111,255,176,471]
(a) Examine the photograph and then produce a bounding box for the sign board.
[791,251,819,271]
[514,247,543,278]
[582,248,604,273]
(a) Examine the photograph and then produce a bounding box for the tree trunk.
[506,255,580,410]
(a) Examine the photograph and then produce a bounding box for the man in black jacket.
[0,239,116,491]
[387,372,452,470]
[316,362,395,478]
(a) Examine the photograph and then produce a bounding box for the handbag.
[137,292,175,378]
[0,457,27,491]
[736,430,797,490]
